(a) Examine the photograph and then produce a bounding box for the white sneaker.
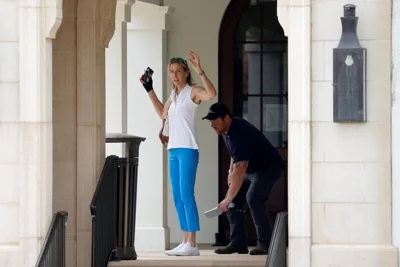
[165,242,185,256]
[174,242,200,256]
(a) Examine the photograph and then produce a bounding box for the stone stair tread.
[108,249,266,267]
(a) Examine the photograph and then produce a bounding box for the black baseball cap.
[202,103,232,120]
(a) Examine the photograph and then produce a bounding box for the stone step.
[108,249,267,267]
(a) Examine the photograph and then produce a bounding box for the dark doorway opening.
[216,0,288,246]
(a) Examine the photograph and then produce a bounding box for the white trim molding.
[45,0,63,38]
[392,1,400,265]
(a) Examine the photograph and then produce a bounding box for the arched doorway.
[216,0,288,246]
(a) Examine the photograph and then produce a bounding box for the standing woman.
[140,51,217,256]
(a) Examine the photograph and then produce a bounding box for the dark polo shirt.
[222,117,283,174]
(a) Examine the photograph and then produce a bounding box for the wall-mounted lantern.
[333,4,366,122]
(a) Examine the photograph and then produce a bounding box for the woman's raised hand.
[188,51,203,74]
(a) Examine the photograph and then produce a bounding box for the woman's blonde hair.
[168,57,196,89]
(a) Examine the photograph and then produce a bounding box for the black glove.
[141,75,153,93]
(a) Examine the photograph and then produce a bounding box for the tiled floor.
[108,246,267,267]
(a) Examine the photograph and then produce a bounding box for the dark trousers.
[227,167,280,248]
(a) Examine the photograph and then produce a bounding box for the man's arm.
[225,160,248,201]
[229,158,234,174]
[227,158,234,186]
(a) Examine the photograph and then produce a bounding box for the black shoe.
[214,245,249,254]
[249,245,269,255]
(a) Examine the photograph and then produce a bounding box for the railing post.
[90,155,119,267]
[106,133,146,261]
[265,211,288,267]
[35,211,68,267]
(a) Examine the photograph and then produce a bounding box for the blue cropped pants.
[168,148,200,232]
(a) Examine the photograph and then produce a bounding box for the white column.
[127,1,173,251]
[106,0,135,157]
[392,0,400,263]
[278,0,312,267]
[17,1,62,266]
[0,0,20,265]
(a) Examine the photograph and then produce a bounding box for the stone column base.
[311,245,398,267]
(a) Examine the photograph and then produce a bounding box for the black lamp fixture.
[333,4,367,122]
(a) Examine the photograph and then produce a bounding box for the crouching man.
[202,103,283,255]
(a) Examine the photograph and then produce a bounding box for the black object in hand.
[143,67,154,82]
[141,67,154,92]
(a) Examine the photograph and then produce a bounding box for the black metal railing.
[91,134,145,267]
[35,211,68,267]
[115,157,138,260]
[106,134,145,261]
[264,161,288,267]
[90,155,119,267]
[265,211,288,267]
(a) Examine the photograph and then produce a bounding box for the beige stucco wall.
[311,0,397,266]
[163,0,230,244]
